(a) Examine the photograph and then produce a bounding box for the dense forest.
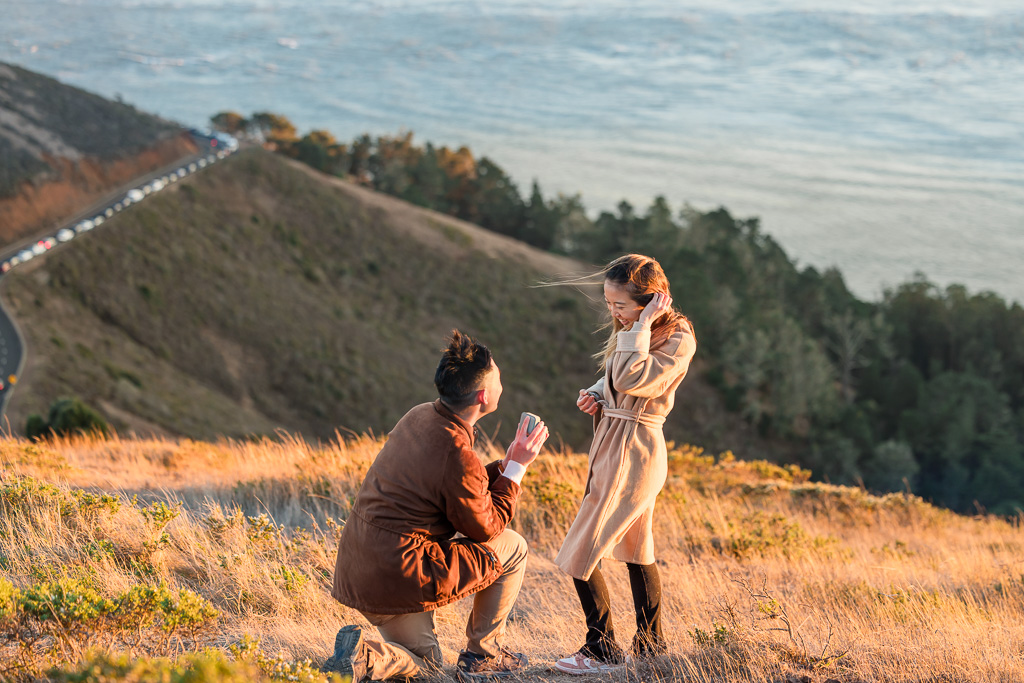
[212,112,1024,515]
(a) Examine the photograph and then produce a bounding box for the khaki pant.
[359,529,528,680]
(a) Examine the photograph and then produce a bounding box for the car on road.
[75,219,94,233]
[105,208,114,217]
[93,216,104,227]
[114,202,123,211]
[126,188,145,203]
[17,249,34,263]
[218,133,239,151]
[31,241,46,256]
[57,228,74,243]
[188,163,197,172]
[1,261,11,273]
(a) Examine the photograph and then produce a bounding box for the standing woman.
[554,254,697,675]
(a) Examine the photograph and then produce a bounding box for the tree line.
[212,111,1024,515]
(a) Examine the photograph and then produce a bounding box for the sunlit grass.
[2,433,1024,681]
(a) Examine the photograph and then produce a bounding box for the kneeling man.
[325,330,548,681]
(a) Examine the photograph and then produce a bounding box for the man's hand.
[577,389,601,415]
[504,416,549,468]
[636,292,673,328]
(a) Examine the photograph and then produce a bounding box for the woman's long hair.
[597,254,693,367]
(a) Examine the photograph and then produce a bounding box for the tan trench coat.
[555,321,696,580]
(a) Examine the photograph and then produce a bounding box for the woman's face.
[604,280,643,327]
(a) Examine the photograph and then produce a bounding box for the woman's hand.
[577,389,601,415]
[637,292,672,327]
[504,416,549,468]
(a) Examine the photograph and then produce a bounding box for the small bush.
[49,397,110,437]
[25,397,109,440]
[1,578,220,677]
[690,622,733,647]
[25,414,47,441]
[47,650,261,683]
[709,512,835,560]
[514,476,582,544]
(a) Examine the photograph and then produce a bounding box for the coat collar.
[433,399,477,446]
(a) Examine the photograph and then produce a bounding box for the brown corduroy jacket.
[331,400,520,614]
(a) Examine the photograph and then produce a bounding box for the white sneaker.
[554,651,627,675]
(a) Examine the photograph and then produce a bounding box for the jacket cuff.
[501,460,527,485]
[617,326,651,353]
[484,459,504,487]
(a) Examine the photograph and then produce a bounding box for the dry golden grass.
[3,432,1024,682]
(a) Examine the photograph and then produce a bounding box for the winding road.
[0,131,238,424]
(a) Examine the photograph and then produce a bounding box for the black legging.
[572,562,665,662]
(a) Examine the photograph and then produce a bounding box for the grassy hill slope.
[0,61,198,244]
[2,434,1021,682]
[2,148,602,445]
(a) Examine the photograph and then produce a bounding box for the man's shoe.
[554,650,629,675]
[456,648,527,681]
[321,625,368,682]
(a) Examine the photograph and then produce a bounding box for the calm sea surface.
[3,0,1023,303]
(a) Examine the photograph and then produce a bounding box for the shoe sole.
[326,625,363,679]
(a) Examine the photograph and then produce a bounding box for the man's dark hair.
[435,329,494,410]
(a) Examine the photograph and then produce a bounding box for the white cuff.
[501,460,527,485]
[617,326,651,353]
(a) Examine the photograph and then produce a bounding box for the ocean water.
[3,0,1023,303]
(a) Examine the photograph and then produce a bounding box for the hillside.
[2,434,1022,682]
[3,147,765,450]
[0,61,198,245]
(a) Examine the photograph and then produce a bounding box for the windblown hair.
[597,254,693,366]
[434,329,494,410]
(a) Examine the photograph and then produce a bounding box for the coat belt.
[601,406,666,429]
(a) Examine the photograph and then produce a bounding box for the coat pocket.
[422,537,501,603]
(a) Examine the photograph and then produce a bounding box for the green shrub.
[515,477,582,542]
[0,578,17,621]
[48,397,110,437]
[25,414,48,441]
[708,512,836,560]
[26,397,109,440]
[47,638,343,682]
[689,622,733,647]
[1,578,220,676]
[48,650,262,683]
